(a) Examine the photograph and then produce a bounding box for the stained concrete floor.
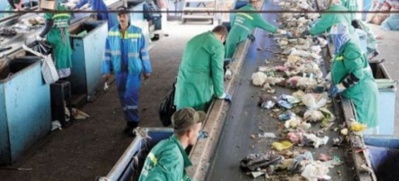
[1,21,398,181]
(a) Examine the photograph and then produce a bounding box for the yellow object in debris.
[350,122,367,132]
[272,141,293,151]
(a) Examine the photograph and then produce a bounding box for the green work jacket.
[174,31,225,111]
[43,4,72,69]
[225,4,277,58]
[331,40,378,127]
[139,135,192,181]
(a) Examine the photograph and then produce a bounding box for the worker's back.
[310,5,353,35]
[175,31,224,111]
[178,31,222,78]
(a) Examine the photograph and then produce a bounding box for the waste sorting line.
[204,0,372,180]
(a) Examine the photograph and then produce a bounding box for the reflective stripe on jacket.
[102,25,152,75]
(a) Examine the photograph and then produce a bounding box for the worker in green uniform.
[352,19,379,59]
[36,0,72,78]
[304,0,360,54]
[341,0,358,20]
[139,108,205,181]
[174,25,232,112]
[225,0,290,60]
[327,23,378,128]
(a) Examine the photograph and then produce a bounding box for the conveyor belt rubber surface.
[206,2,356,181]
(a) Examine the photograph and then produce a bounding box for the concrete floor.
[0,21,214,181]
[1,21,398,181]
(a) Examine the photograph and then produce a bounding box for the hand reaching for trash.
[219,92,232,103]
[328,84,345,98]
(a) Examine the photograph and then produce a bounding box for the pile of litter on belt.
[241,0,370,180]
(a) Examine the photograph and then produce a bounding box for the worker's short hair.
[249,0,260,3]
[212,25,228,36]
[172,108,205,135]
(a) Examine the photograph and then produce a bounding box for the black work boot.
[124,122,138,136]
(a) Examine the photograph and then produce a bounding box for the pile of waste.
[12,16,45,32]
[241,0,369,180]
[0,28,17,37]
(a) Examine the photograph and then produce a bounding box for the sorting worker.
[341,0,358,20]
[139,108,205,181]
[68,0,118,30]
[225,0,290,61]
[102,7,152,137]
[174,25,232,112]
[304,0,360,54]
[36,0,73,78]
[351,19,379,59]
[327,23,378,131]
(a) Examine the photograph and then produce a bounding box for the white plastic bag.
[301,93,328,110]
[251,72,267,86]
[22,44,59,84]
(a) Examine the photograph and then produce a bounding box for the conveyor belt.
[206,2,356,180]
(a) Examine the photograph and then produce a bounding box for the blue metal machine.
[366,61,397,136]
[364,135,399,181]
[0,56,51,165]
[102,128,174,181]
[69,20,108,102]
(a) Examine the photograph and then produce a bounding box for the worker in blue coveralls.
[102,7,152,137]
[68,0,118,29]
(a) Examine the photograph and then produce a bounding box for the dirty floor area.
[0,22,213,181]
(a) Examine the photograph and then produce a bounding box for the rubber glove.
[328,83,345,98]
[35,35,44,41]
[219,92,232,103]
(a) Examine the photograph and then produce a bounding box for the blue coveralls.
[76,0,118,29]
[102,25,152,125]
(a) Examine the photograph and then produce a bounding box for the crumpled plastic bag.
[279,110,296,121]
[303,133,329,148]
[301,93,328,110]
[265,77,285,86]
[301,161,331,181]
[290,48,321,60]
[285,117,300,129]
[319,108,336,126]
[240,152,284,171]
[311,45,322,54]
[258,97,276,109]
[286,76,318,89]
[287,131,303,144]
[297,0,310,10]
[252,72,267,86]
[272,140,293,151]
[303,110,325,122]
[292,90,305,99]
